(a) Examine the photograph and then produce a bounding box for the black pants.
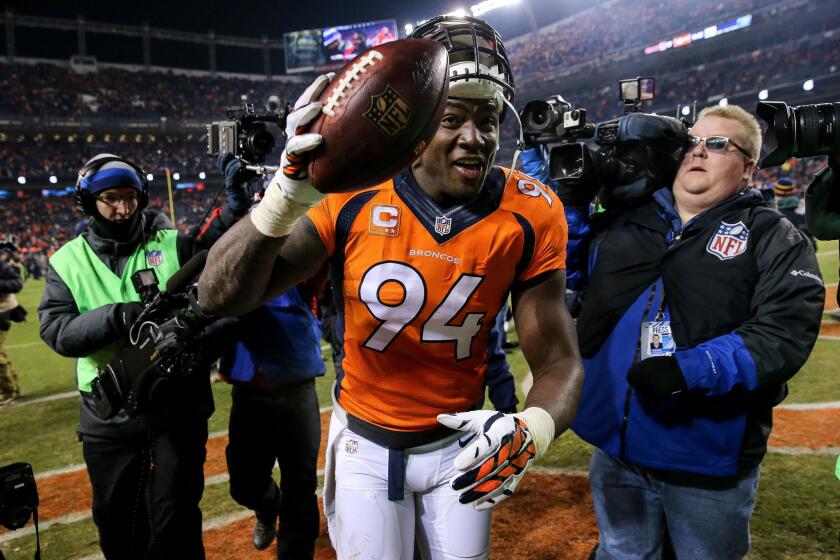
[82,420,208,560]
[226,379,321,559]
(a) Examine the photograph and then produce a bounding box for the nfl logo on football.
[146,249,164,267]
[434,215,452,236]
[706,221,749,261]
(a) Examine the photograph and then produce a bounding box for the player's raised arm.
[511,268,584,434]
[199,75,333,316]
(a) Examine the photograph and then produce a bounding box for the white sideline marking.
[0,510,90,544]
[818,335,840,341]
[777,401,840,410]
[4,341,44,350]
[10,390,78,409]
[768,446,840,456]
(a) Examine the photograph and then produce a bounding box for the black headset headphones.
[75,155,150,215]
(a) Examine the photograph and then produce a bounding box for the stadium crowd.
[508,0,764,81]
[0,64,304,121]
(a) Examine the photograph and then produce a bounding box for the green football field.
[0,242,838,559]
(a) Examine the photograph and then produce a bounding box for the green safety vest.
[50,229,181,392]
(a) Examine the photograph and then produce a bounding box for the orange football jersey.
[308,167,567,433]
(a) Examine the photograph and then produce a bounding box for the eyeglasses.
[96,192,140,207]
[686,135,752,159]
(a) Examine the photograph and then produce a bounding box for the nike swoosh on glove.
[438,410,537,511]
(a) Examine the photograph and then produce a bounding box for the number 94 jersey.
[308,167,567,433]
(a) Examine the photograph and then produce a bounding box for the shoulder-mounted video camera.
[207,101,290,170]
[521,77,687,204]
[90,251,218,420]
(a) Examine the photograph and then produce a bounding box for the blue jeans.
[589,448,760,560]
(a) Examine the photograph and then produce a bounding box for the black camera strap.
[32,507,42,560]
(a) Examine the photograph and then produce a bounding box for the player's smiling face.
[413,97,500,205]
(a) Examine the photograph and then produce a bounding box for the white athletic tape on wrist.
[249,177,319,238]
[515,407,555,459]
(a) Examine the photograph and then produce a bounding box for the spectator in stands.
[0,236,25,405]
[524,105,824,558]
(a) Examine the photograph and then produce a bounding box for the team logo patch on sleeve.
[369,204,401,237]
[706,221,749,260]
[434,215,452,236]
[145,249,164,267]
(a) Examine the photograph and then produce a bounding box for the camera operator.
[806,155,840,276]
[209,153,325,559]
[524,105,824,558]
[0,237,25,405]
[37,153,239,560]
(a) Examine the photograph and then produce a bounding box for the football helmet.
[410,15,515,118]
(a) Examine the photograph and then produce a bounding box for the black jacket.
[38,210,216,440]
[572,189,825,475]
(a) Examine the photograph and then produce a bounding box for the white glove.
[438,408,552,511]
[250,73,334,237]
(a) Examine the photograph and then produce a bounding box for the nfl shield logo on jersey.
[434,215,452,236]
[706,221,750,260]
[146,249,164,267]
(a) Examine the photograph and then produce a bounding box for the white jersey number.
[359,261,485,360]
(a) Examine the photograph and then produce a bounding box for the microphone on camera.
[165,250,209,294]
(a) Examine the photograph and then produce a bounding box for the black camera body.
[207,103,287,164]
[521,95,593,146]
[757,100,840,168]
[90,253,213,420]
[0,462,38,531]
[522,77,686,202]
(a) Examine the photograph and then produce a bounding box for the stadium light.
[17,176,25,185]
[758,89,769,100]
[446,8,467,18]
[199,171,207,180]
[146,173,154,181]
[718,97,729,107]
[803,79,814,91]
[49,175,58,184]
[173,172,181,181]
[405,23,414,35]
[681,105,691,117]
[471,0,521,17]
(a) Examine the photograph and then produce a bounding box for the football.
[307,38,450,193]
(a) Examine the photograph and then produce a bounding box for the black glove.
[217,152,256,215]
[8,304,27,322]
[114,302,144,335]
[154,291,217,357]
[627,356,688,400]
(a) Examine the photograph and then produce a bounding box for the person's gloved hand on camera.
[112,302,145,336]
[217,152,259,216]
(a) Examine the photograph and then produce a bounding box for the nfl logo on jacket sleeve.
[706,221,749,260]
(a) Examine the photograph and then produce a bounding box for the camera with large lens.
[207,103,287,165]
[521,95,593,146]
[522,77,686,203]
[89,251,217,420]
[757,101,840,168]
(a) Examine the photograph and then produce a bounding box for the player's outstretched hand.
[437,410,537,511]
[250,73,334,238]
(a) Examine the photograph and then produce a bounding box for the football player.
[199,16,584,560]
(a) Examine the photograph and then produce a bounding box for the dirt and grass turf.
[1,241,838,558]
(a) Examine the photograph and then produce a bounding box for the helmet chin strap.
[500,94,524,181]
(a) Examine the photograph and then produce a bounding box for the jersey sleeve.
[514,173,568,286]
[306,195,344,256]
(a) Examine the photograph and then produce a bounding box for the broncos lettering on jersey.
[308,167,567,436]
